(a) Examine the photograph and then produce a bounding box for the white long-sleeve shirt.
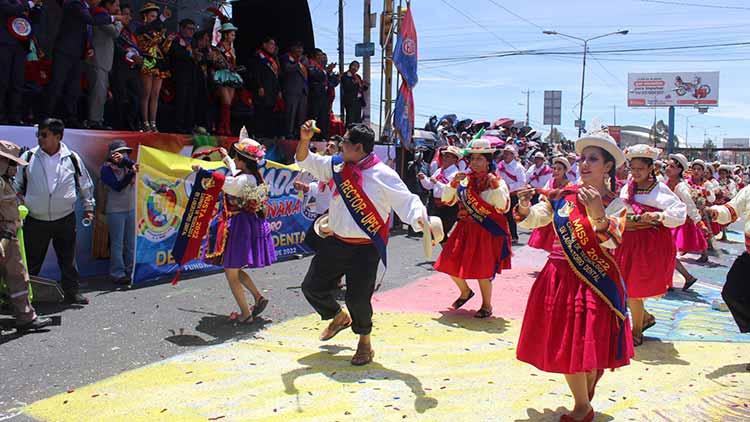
[420,164,459,200]
[297,152,425,239]
[711,185,750,253]
[441,175,510,213]
[525,164,553,189]
[496,159,527,193]
[672,181,701,224]
[221,156,258,196]
[618,181,687,228]
[308,180,334,215]
[566,162,580,184]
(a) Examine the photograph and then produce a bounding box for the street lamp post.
[543,30,629,137]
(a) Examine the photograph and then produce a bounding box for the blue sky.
[309,0,750,146]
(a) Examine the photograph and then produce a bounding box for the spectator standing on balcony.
[341,61,368,126]
[211,23,244,136]
[251,36,281,138]
[307,48,339,140]
[111,3,142,131]
[281,40,309,139]
[85,0,123,130]
[192,29,212,131]
[14,119,95,305]
[135,3,172,133]
[169,18,198,134]
[0,0,42,125]
[45,0,120,128]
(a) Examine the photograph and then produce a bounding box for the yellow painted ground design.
[24,312,750,422]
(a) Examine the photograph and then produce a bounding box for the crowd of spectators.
[0,0,369,140]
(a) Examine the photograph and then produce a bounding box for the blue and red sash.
[331,154,389,268]
[256,49,279,75]
[456,183,511,260]
[551,189,629,357]
[171,169,225,285]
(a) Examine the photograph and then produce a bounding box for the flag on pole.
[392,7,418,89]
[393,81,414,147]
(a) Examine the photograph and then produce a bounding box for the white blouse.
[618,181,687,228]
[441,175,511,213]
[711,185,750,252]
[420,164,459,199]
[673,181,702,224]
[222,156,258,196]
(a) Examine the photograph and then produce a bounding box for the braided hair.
[601,149,617,193]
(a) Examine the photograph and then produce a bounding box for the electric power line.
[640,0,750,11]
[438,0,520,51]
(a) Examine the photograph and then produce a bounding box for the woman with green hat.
[209,22,244,136]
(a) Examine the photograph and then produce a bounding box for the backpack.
[20,149,82,194]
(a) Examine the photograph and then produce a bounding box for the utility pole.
[363,0,372,124]
[338,0,345,120]
[521,89,533,126]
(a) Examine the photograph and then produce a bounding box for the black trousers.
[254,103,278,138]
[308,93,330,140]
[301,236,380,335]
[723,252,750,333]
[173,68,197,132]
[284,94,307,138]
[344,101,362,127]
[429,200,458,244]
[110,65,142,130]
[505,194,520,240]
[24,213,80,294]
[45,52,83,121]
[0,43,26,122]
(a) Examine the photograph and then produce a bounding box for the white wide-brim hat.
[668,153,689,172]
[463,138,496,155]
[691,159,706,169]
[575,132,626,168]
[533,151,545,160]
[313,215,332,239]
[422,209,445,260]
[624,144,661,161]
[718,164,734,173]
[552,155,570,171]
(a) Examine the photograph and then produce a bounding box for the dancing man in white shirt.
[418,146,463,243]
[296,121,428,366]
[496,145,527,242]
[525,151,553,204]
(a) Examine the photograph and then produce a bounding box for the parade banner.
[134,146,314,285]
[627,72,719,107]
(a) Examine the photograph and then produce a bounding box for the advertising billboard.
[627,72,719,107]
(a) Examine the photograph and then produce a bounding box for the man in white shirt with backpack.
[14,118,96,305]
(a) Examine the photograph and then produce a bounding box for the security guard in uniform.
[0,140,51,331]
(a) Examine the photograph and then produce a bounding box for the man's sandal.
[351,348,374,366]
[320,316,352,341]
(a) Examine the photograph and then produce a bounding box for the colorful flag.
[393,81,414,146]
[392,7,418,89]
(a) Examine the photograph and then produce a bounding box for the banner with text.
[134,146,314,285]
[627,71,719,107]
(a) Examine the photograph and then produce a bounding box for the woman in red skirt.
[665,153,707,290]
[617,144,686,346]
[515,131,634,422]
[434,139,512,319]
[528,156,572,252]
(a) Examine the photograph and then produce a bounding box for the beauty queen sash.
[171,169,225,285]
[551,190,629,358]
[456,184,511,260]
[331,154,389,268]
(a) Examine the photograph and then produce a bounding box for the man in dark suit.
[280,40,308,139]
[110,3,141,131]
[307,48,339,141]
[341,60,368,126]
[169,18,198,134]
[0,0,41,125]
[44,0,119,127]
[251,36,281,138]
[85,0,122,129]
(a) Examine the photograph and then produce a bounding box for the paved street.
[2,226,749,422]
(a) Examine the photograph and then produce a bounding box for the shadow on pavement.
[659,289,710,305]
[514,407,614,422]
[434,310,509,334]
[633,339,690,366]
[281,345,438,414]
[705,363,750,381]
[163,308,271,347]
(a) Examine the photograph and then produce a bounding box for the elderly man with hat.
[496,144,527,242]
[565,152,580,183]
[0,140,52,331]
[99,140,138,284]
[419,146,463,243]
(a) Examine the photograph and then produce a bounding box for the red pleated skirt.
[434,217,512,280]
[671,219,708,253]
[516,256,634,374]
[616,226,675,299]
[528,223,555,252]
[710,221,726,236]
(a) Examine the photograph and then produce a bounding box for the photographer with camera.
[99,140,139,285]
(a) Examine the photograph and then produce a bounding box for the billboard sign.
[543,90,562,125]
[723,138,749,148]
[628,72,719,107]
